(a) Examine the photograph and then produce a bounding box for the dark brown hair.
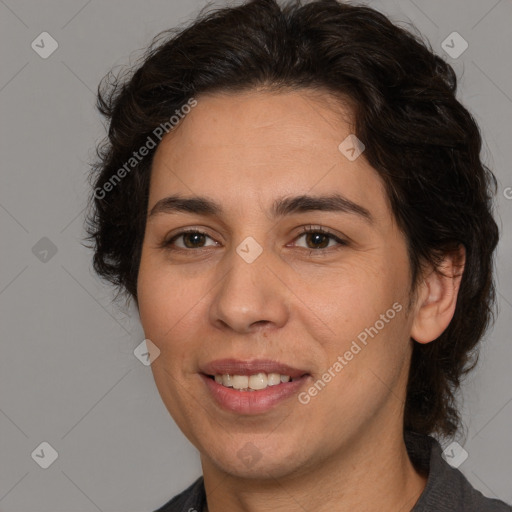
[85,0,499,438]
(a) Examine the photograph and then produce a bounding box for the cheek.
[137,258,217,377]
[312,260,398,328]
[137,254,194,335]
[137,262,203,419]
[137,265,169,341]
[312,305,411,427]
[307,258,411,387]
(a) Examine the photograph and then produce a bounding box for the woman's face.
[137,89,418,479]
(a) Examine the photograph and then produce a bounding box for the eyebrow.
[148,193,373,224]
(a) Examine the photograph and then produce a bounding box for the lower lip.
[200,374,309,414]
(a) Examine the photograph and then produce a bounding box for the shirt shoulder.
[405,431,512,512]
[153,476,205,512]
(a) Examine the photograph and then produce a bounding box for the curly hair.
[85,0,499,439]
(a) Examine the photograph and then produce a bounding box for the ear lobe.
[410,246,466,344]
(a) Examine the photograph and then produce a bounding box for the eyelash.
[160,225,348,255]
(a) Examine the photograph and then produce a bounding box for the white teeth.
[232,375,249,390]
[221,374,233,387]
[212,372,296,390]
[267,373,281,386]
[248,373,267,390]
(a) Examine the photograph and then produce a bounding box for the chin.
[202,438,310,481]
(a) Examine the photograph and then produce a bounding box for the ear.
[410,245,466,344]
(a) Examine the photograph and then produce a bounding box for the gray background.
[0,0,511,510]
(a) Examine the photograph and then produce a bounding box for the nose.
[208,244,290,335]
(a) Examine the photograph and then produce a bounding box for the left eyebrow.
[272,193,373,223]
[148,193,373,224]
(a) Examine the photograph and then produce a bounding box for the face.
[137,89,418,480]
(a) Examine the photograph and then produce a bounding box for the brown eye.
[163,230,217,250]
[294,226,347,251]
[303,232,331,249]
[181,232,207,248]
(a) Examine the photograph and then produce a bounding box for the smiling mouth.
[205,372,308,391]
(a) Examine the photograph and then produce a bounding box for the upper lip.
[200,359,309,379]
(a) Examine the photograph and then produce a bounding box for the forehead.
[149,89,391,223]
[158,89,354,157]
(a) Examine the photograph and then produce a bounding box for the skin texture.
[137,89,464,512]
